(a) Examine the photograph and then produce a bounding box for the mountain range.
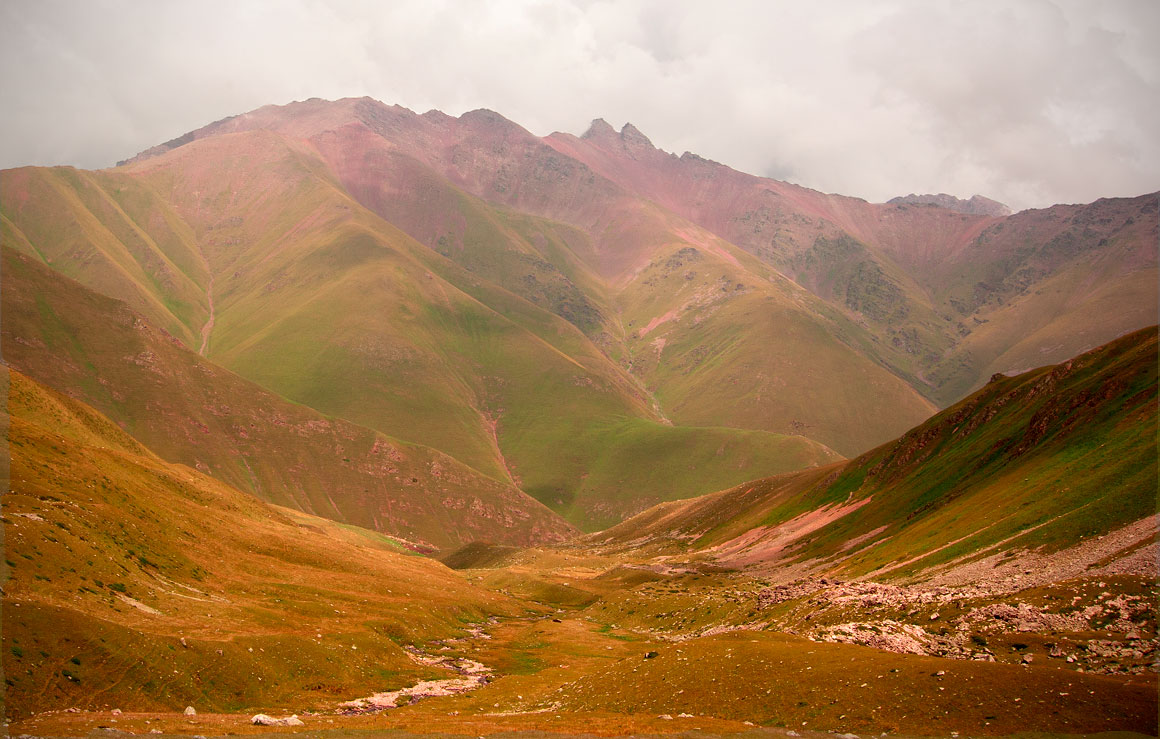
[3,96,1155,539]
[2,95,1157,736]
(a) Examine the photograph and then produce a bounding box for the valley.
[2,97,1157,737]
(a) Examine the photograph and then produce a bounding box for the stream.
[337,620,496,714]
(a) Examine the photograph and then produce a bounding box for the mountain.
[0,246,574,551]
[548,119,1157,406]
[592,326,1158,579]
[113,97,938,453]
[2,96,1154,530]
[0,99,939,532]
[3,95,1156,738]
[1,368,519,719]
[887,193,1012,217]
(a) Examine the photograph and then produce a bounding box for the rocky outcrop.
[888,193,1013,216]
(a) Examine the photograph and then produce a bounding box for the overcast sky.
[2,0,1157,211]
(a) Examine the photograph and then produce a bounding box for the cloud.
[1,0,1156,210]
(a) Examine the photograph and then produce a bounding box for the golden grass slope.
[1,368,522,720]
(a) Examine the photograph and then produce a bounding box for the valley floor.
[10,546,1157,739]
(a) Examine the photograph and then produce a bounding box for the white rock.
[183,706,197,716]
[252,714,304,727]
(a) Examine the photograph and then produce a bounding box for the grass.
[2,369,523,719]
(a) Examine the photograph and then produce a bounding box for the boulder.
[183,707,197,716]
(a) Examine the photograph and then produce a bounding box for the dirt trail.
[198,272,215,356]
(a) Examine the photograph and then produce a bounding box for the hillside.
[1,246,575,551]
[1,368,520,719]
[592,327,1158,580]
[0,240,841,534]
[6,358,1156,738]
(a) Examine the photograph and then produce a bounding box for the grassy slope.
[931,251,1159,403]
[615,238,937,455]
[1,368,521,720]
[333,147,620,344]
[595,327,1158,576]
[1,246,575,550]
[2,369,1153,736]
[0,166,209,346]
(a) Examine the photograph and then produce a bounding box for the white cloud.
[1,0,1156,209]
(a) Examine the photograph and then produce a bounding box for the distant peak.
[887,192,1012,217]
[582,118,617,140]
[580,119,656,154]
[459,108,524,130]
[619,122,654,150]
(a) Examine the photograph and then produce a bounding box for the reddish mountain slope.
[4,131,849,531]
[118,98,937,452]
[547,121,1158,405]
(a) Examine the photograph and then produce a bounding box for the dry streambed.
[338,621,496,713]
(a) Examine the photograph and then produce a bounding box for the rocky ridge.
[887,192,1013,216]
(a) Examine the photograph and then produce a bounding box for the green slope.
[596,327,1158,576]
[298,106,938,454]
[615,239,938,455]
[0,166,209,346]
[571,128,1159,409]
[1,246,576,550]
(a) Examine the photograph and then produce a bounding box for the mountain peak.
[459,108,516,128]
[888,192,1012,217]
[582,118,617,140]
[619,122,654,151]
[579,119,656,153]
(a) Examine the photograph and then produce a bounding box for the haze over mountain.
[4,2,1158,212]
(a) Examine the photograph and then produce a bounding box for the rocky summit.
[2,97,1156,738]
